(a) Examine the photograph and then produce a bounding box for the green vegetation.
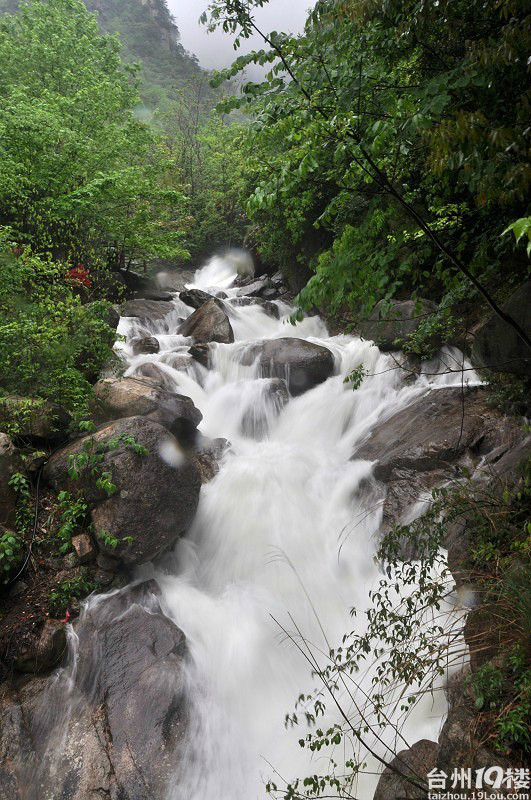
[0,529,24,584]
[207,0,530,344]
[0,232,117,427]
[263,464,531,797]
[48,573,100,616]
[0,0,189,264]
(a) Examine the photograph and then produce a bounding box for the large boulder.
[44,417,201,566]
[354,388,488,481]
[180,288,215,309]
[353,387,521,538]
[178,299,234,344]
[91,377,202,444]
[121,298,175,323]
[472,280,531,376]
[0,581,188,800]
[374,739,438,800]
[0,433,23,528]
[240,338,335,396]
[360,298,438,351]
[131,336,159,355]
[131,289,175,302]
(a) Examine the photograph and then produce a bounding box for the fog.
[168,0,311,71]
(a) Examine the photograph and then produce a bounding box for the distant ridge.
[0,0,206,105]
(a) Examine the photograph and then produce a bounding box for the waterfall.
[23,252,478,800]
[112,253,477,799]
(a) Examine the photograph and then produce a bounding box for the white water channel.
[113,255,477,800]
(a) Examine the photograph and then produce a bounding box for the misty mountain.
[0,0,206,106]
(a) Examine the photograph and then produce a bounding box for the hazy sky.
[167,0,311,70]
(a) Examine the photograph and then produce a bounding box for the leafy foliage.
[0,230,116,426]
[0,0,190,264]
[206,0,530,331]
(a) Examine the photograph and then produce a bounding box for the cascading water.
[39,252,478,800]
[110,253,478,799]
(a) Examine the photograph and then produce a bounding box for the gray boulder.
[91,377,202,444]
[236,276,272,298]
[0,581,187,800]
[374,739,438,800]
[121,298,175,322]
[353,387,521,543]
[180,288,215,309]
[178,299,234,344]
[44,417,201,566]
[360,298,438,351]
[240,338,334,396]
[131,336,159,355]
[472,280,531,376]
[189,343,211,368]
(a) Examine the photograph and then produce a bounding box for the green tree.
[0,0,189,265]
[206,0,530,344]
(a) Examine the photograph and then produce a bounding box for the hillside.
[0,0,206,105]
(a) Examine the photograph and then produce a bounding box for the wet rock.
[44,417,202,566]
[472,280,531,376]
[190,437,230,483]
[240,337,335,396]
[178,298,234,344]
[237,276,272,298]
[14,620,67,674]
[353,387,522,551]
[189,343,211,368]
[229,295,280,319]
[132,362,176,392]
[121,298,175,322]
[261,287,278,300]
[0,582,188,800]
[0,397,71,441]
[354,388,492,482]
[0,433,23,528]
[360,298,438,351]
[72,534,95,565]
[91,377,202,443]
[131,335,160,355]
[374,739,438,800]
[180,288,215,309]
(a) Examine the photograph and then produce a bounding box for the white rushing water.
[114,254,478,800]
